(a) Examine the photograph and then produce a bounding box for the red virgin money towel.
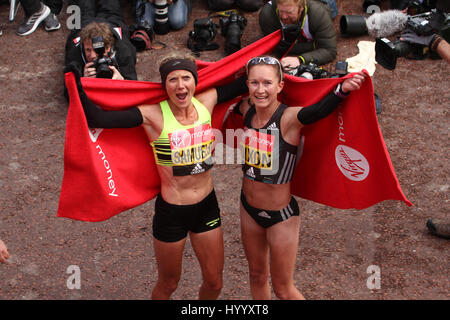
[281,75,412,209]
[58,31,411,222]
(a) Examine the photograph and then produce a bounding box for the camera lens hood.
[340,15,368,36]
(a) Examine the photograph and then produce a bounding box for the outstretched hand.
[341,71,368,93]
[0,240,9,263]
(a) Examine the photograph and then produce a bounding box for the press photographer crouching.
[64,0,137,84]
[398,28,450,63]
[375,3,450,69]
[259,0,337,71]
[78,23,123,79]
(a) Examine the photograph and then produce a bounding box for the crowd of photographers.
[6,0,448,80]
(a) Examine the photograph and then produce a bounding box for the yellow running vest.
[150,98,215,176]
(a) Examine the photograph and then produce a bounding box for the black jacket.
[64,26,137,81]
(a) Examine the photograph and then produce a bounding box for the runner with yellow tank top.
[69,52,247,300]
[151,97,215,176]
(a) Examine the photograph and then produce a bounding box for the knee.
[169,16,187,30]
[168,4,187,29]
[202,279,223,293]
[249,269,269,287]
[272,283,291,300]
[158,275,181,294]
[203,276,223,293]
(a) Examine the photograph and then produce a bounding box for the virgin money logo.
[170,129,191,150]
[335,145,370,181]
[88,128,103,143]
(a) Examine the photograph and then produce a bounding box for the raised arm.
[65,63,143,129]
[296,71,367,125]
[282,71,367,145]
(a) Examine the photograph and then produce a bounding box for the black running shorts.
[153,190,221,242]
[240,191,299,228]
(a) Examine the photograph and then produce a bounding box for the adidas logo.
[191,163,205,175]
[246,167,256,178]
[267,122,277,129]
[258,211,271,219]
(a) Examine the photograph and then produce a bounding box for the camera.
[297,63,330,79]
[334,61,349,77]
[188,18,219,52]
[154,0,170,35]
[406,12,435,35]
[129,24,155,52]
[376,11,450,69]
[284,61,347,79]
[220,12,247,55]
[284,62,331,79]
[375,37,426,70]
[92,36,117,79]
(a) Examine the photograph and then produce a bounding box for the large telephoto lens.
[154,0,170,35]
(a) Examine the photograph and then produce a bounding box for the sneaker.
[426,219,450,239]
[44,13,61,31]
[17,3,51,36]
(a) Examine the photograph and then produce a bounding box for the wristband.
[430,34,443,52]
[334,83,350,99]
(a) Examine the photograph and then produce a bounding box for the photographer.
[400,0,450,62]
[259,0,337,69]
[205,0,265,12]
[401,31,450,63]
[64,0,137,81]
[135,0,192,33]
[374,0,449,69]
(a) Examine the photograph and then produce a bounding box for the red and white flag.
[58,31,411,221]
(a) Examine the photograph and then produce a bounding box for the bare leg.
[190,227,224,300]
[151,236,187,300]
[240,204,271,299]
[267,216,305,300]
